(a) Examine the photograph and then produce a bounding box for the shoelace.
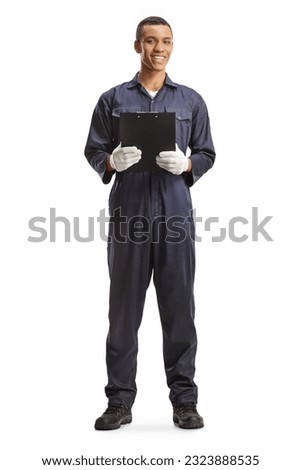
[175,403,197,414]
[104,405,125,415]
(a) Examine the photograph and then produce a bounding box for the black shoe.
[173,403,204,429]
[94,404,132,430]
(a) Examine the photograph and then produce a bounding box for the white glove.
[110,143,142,172]
[156,144,189,175]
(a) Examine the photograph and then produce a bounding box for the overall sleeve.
[185,98,216,187]
[84,94,115,184]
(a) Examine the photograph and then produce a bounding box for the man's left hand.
[156,144,190,175]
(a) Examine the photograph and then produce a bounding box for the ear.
[134,40,142,53]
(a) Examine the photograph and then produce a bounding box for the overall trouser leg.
[151,174,198,405]
[105,173,153,408]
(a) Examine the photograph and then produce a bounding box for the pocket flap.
[165,107,192,121]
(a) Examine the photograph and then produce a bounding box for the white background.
[1,0,300,468]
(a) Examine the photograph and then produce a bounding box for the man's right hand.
[109,144,142,172]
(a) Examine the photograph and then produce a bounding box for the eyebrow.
[144,36,173,40]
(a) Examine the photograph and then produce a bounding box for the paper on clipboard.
[120,112,176,172]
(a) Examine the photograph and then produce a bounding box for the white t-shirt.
[146,89,158,99]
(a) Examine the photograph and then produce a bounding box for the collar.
[127,72,178,89]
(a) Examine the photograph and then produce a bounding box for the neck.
[138,69,166,92]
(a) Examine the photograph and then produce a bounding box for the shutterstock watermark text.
[27,207,273,243]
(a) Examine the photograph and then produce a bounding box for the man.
[84,16,215,430]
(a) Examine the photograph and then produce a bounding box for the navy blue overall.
[85,74,215,407]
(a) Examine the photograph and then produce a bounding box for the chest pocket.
[166,107,192,150]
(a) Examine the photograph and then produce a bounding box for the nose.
[154,41,164,52]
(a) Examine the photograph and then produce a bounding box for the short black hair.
[136,16,173,41]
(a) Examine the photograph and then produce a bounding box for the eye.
[146,38,156,44]
[164,40,172,45]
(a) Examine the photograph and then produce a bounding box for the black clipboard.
[120,112,176,172]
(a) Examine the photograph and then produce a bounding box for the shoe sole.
[173,416,204,429]
[95,414,132,431]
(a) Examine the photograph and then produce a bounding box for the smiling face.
[134,24,173,73]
